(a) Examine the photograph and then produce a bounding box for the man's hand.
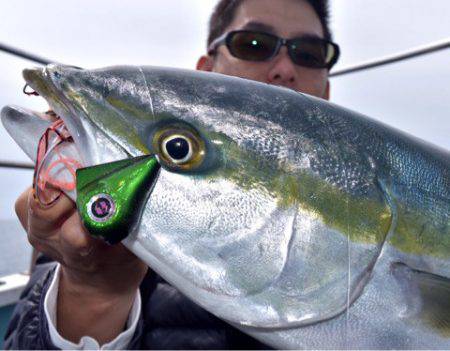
[15,187,148,345]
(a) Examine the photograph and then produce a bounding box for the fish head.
[3,64,393,333]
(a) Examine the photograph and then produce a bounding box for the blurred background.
[0,0,448,277]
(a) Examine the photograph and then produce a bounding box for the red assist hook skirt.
[33,118,82,206]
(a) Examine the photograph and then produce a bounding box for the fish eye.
[153,127,205,170]
[161,135,193,164]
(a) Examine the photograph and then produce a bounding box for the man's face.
[198,0,330,99]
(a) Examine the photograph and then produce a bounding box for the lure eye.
[153,127,205,170]
[87,193,116,222]
[162,135,193,164]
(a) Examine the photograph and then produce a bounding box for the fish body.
[2,65,449,349]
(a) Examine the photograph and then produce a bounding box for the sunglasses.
[208,30,340,69]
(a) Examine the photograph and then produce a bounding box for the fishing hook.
[23,84,39,96]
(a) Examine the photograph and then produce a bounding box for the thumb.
[60,211,98,257]
[24,189,76,236]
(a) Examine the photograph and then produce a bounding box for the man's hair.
[207,0,332,48]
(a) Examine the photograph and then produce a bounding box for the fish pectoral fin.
[394,262,450,337]
[416,269,450,337]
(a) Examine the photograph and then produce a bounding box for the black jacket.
[4,256,269,349]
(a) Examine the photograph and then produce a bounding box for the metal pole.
[0,160,34,170]
[0,42,52,65]
[330,38,450,77]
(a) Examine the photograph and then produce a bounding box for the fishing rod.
[0,42,52,65]
[330,38,450,77]
[0,160,33,170]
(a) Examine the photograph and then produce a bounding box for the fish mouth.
[14,66,93,203]
[0,67,85,203]
[22,66,72,125]
[22,66,83,153]
[22,64,131,167]
[19,66,162,243]
[23,67,59,102]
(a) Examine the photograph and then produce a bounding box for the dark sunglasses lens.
[290,38,336,68]
[228,32,278,61]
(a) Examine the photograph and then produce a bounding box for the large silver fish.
[2,64,450,349]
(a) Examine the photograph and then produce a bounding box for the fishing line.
[345,195,351,348]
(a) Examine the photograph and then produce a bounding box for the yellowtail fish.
[1,64,449,349]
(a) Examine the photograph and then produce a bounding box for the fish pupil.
[166,137,189,160]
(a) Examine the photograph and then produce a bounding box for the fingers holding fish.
[14,187,31,230]
[16,186,147,289]
[59,211,97,266]
[57,212,145,279]
[15,187,74,261]
[19,188,75,233]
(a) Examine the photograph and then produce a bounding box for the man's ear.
[323,80,330,100]
[196,55,214,71]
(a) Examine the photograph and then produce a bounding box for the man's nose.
[267,47,297,87]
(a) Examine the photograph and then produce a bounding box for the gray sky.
[0,0,449,220]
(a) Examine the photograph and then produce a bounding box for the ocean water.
[0,165,33,277]
[0,219,32,277]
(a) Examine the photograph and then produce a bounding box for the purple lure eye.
[87,193,116,222]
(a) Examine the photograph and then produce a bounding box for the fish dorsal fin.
[393,262,450,337]
[1,105,52,162]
